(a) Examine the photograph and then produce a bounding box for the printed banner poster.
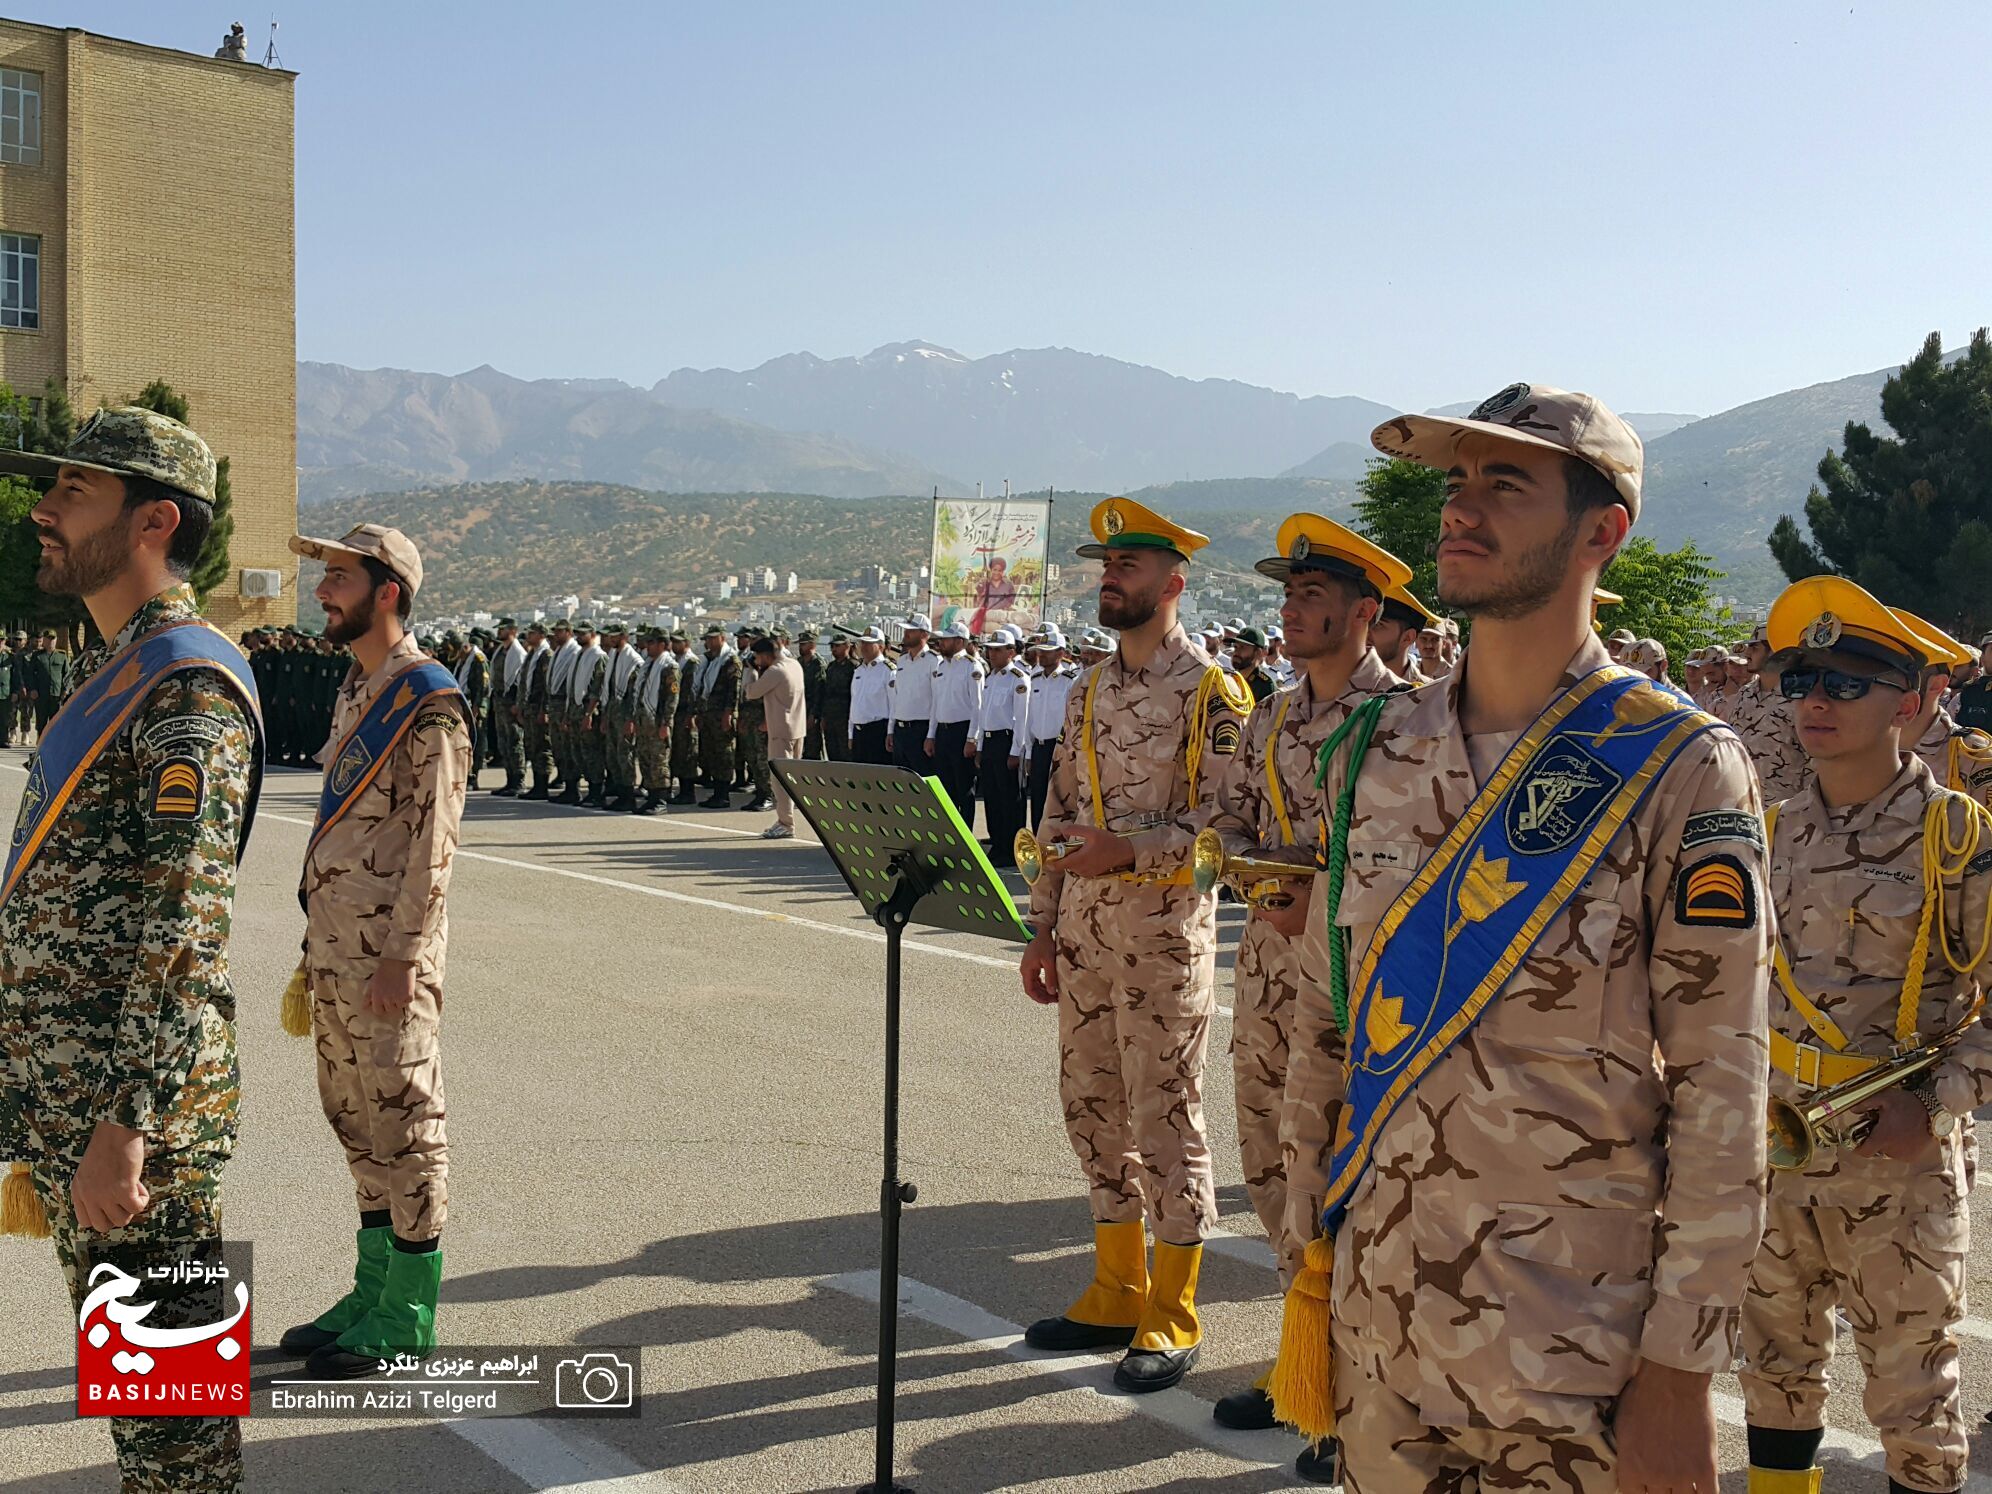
[928,497,1051,638]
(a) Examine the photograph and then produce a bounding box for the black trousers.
[978,729,1022,866]
[932,719,974,820]
[1026,737,1060,831]
[823,712,849,761]
[850,719,890,765]
[891,719,930,776]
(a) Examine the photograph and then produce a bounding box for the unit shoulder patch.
[413,709,464,735]
[1674,852,1756,929]
[146,755,206,821]
[1680,809,1766,854]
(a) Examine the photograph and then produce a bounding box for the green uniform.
[823,654,856,761]
[799,651,828,761]
[669,650,699,796]
[1,585,256,1494]
[695,650,741,797]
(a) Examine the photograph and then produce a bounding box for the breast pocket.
[1476,868,1622,1058]
[1847,879,1926,976]
[1489,1201,1652,1396]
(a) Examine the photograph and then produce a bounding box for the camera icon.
[555,1352,634,1410]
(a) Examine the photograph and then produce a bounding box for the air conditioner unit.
[240,568,283,599]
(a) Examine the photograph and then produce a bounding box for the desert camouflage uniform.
[1914,706,1992,810]
[1284,638,1770,1490]
[1029,623,1249,1244]
[302,632,469,1241]
[600,645,643,801]
[1730,673,1808,805]
[520,644,554,790]
[1203,649,1400,1270]
[1740,756,1990,1492]
[1,584,256,1494]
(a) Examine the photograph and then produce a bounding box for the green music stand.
[770,760,1029,1493]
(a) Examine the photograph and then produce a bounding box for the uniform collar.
[1808,752,1935,834]
[75,583,202,687]
[1108,623,1194,683]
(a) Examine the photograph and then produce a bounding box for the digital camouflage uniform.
[303,632,469,1240]
[1,585,257,1494]
[669,648,699,791]
[1284,637,1771,1492]
[1730,674,1808,805]
[1029,623,1250,1244]
[1203,649,1400,1269]
[635,646,677,798]
[573,648,608,796]
[1740,756,1990,1492]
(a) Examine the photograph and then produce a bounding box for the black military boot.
[669,786,697,807]
[522,780,550,801]
[701,789,732,810]
[554,784,582,806]
[634,792,662,816]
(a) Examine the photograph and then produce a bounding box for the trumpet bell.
[1765,1096,1815,1171]
[1015,829,1045,885]
[1191,829,1226,896]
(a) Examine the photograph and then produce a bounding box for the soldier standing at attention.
[1200,516,1409,1479]
[1368,582,1438,682]
[0,408,262,1493]
[567,621,607,808]
[887,612,937,776]
[543,619,579,799]
[822,634,856,762]
[1739,580,1990,1494]
[1731,621,1810,804]
[928,619,985,819]
[846,626,894,765]
[738,628,776,813]
[25,626,72,739]
[1894,611,1992,809]
[281,522,468,1379]
[668,630,700,804]
[694,625,741,809]
[1022,629,1077,832]
[1227,625,1281,705]
[0,627,15,747]
[1018,498,1252,1394]
[796,630,828,761]
[450,631,488,791]
[974,627,1031,867]
[745,634,805,839]
[632,628,677,815]
[597,621,644,813]
[488,619,527,796]
[732,625,757,794]
[1276,385,1771,1493]
[516,621,553,800]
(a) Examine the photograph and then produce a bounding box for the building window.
[1,234,39,329]
[0,69,41,167]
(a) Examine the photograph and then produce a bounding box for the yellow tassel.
[1267,1234,1335,1440]
[2,1161,50,1239]
[280,963,313,1038]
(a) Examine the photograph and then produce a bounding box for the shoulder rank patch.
[1212,720,1242,755]
[413,709,463,735]
[1680,809,1765,854]
[147,755,205,820]
[1675,852,1756,929]
[1968,848,1992,876]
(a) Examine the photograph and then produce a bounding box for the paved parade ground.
[0,750,1987,1493]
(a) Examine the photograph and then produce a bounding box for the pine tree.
[1769,328,1992,634]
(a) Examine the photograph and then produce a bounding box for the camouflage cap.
[0,404,219,505]
[668,629,689,643]
[289,522,425,597]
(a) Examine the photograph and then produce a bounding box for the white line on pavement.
[443,1416,687,1493]
[822,1269,1307,1481]
[1204,1228,1276,1272]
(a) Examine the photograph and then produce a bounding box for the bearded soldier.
[280,523,468,1379]
[1018,498,1252,1395]
[0,408,263,1493]
[1275,385,1771,1494]
[632,628,677,814]
[1739,580,1991,1494]
[1201,515,1410,1484]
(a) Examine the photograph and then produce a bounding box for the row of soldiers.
[1011,380,1992,1494]
[0,628,69,747]
[240,626,352,767]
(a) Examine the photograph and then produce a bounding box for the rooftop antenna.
[263,18,282,69]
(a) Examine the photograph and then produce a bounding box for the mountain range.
[298,340,1943,603]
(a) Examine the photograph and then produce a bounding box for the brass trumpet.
[1766,1017,1976,1171]
[1189,827,1319,910]
[1015,829,1081,885]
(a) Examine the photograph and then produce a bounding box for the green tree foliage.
[1598,537,1735,681]
[130,380,234,603]
[1352,457,1446,606]
[1769,329,1992,634]
[0,378,83,635]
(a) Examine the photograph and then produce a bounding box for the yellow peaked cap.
[1766,575,1928,668]
[1076,497,1210,561]
[1256,513,1412,595]
[1381,581,1440,628]
[1891,608,1972,670]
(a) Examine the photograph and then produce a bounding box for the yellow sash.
[1263,692,1297,847]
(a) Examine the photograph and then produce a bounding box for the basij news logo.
[76,1244,251,1417]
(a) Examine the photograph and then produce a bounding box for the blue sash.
[308,660,464,858]
[1320,667,1718,1235]
[4,619,263,906]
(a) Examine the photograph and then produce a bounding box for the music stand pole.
[873,857,923,1494]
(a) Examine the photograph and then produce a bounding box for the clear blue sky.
[20,2,1992,415]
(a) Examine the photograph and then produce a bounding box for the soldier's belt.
[1768,1028,1883,1089]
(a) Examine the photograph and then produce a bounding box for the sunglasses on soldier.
[1777,666,1910,702]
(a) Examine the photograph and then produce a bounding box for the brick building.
[0,19,296,629]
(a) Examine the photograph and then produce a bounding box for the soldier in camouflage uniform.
[1280,388,1770,1493]
[282,523,469,1380]
[597,621,644,813]
[797,630,828,760]
[1730,621,1809,804]
[633,628,677,814]
[1199,516,1408,1466]
[487,618,528,795]
[1740,580,1990,1494]
[694,626,740,810]
[1019,498,1251,1396]
[737,627,772,810]
[0,408,260,1494]
[1895,610,1992,810]
[565,621,607,807]
[516,621,554,798]
[823,635,855,762]
[668,631,699,804]
[543,619,579,798]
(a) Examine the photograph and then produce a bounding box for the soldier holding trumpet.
[1740,576,1992,1494]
